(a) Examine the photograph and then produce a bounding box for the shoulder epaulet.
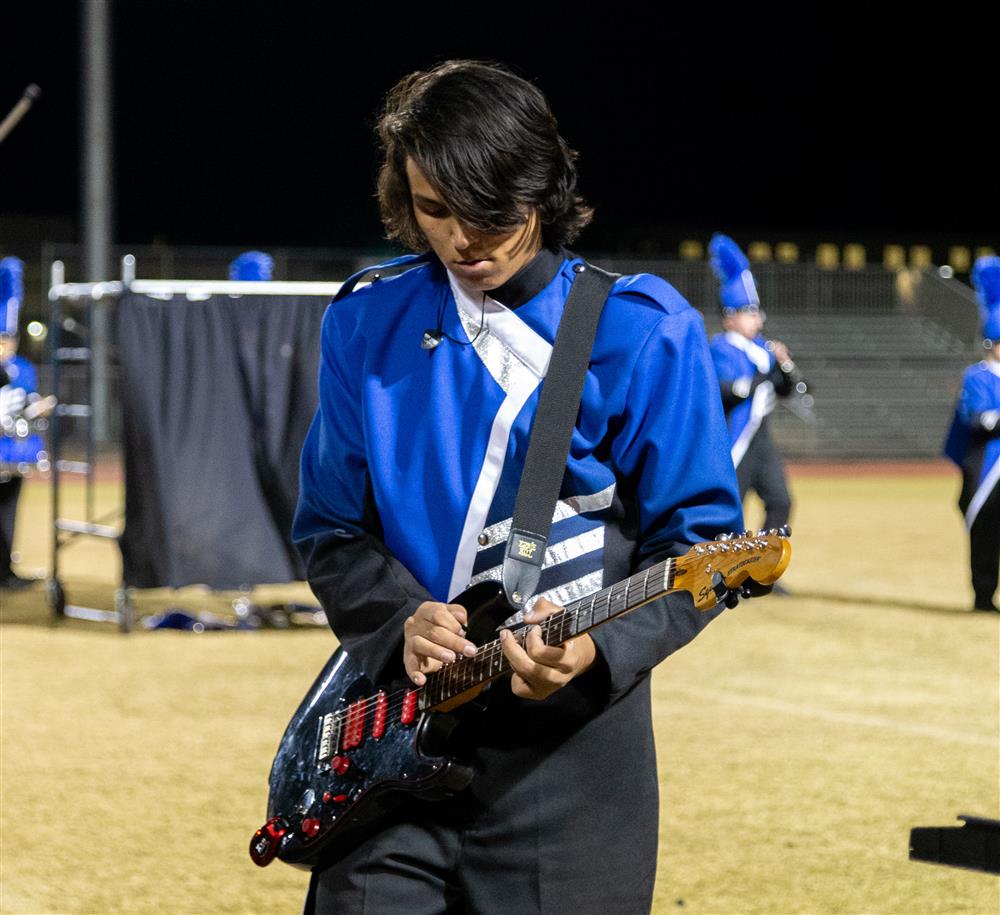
[611,272,689,314]
[333,253,434,303]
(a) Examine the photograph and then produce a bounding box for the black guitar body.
[250,529,792,871]
[251,581,512,870]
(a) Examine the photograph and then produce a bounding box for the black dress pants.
[0,476,22,576]
[736,429,791,531]
[307,797,531,915]
[305,680,660,915]
[306,766,657,915]
[961,476,1000,608]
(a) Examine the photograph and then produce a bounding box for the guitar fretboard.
[419,557,676,709]
[316,531,785,763]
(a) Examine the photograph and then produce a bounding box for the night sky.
[3,3,997,254]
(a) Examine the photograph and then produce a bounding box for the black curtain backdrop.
[118,292,326,589]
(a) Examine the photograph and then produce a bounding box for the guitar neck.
[420,557,676,710]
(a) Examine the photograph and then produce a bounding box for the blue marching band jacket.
[944,255,1000,529]
[709,331,788,467]
[0,355,43,466]
[705,233,790,468]
[1,256,44,469]
[944,361,1000,528]
[293,252,742,909]
[293,252,743,689]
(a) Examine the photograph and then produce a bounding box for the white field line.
[673,685,999,748]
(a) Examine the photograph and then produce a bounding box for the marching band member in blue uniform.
[708,234,796,533]
[1,256,43,590]
[292,61,743,914]
[944,255,1000,612]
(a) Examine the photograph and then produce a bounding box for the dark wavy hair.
[376,60,593,252]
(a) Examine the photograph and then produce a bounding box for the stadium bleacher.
[29,247,988,463]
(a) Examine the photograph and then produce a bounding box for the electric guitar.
[250,527,791,870]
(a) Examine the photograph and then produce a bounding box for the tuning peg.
[779,525,791,536]
[715,532,732,542]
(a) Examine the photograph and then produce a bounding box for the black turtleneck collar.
[487,247,566,310]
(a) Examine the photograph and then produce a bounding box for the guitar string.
[331,612,578,737]
[329,550,775,735]
[328,541,769,738]
[358,565,654,718]
[326,538,775,747]
[329,583,629,736]
[325,558,681,742]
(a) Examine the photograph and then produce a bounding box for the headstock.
[674,527,792,610]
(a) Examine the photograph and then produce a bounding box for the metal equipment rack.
[46,254,343,632]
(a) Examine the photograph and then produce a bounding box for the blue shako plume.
[972,255,1000,342]
[708,234,760,314]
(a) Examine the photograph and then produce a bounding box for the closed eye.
[419,205,449,219]
[413,196,450,220]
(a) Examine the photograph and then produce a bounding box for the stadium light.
[816,244,839,269]
[679,240,703,261]
[883,245,906,270]
[775,242,799,264]
[843,244,866,270]
[947,246,971,272]
[909,245,932,269]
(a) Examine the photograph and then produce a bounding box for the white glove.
[0,385,27,421]
[732,377,752,399]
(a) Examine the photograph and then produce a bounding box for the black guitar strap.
[501,261,616,611]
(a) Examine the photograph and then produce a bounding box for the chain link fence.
[33,246,985,462]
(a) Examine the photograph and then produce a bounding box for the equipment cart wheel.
[46,577,66,622]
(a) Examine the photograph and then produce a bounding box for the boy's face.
[406,157,541,297]
[0,335,15,362]
[723,309,764,340]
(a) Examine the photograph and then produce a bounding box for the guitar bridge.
[316,712,341,766]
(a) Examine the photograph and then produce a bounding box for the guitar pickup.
[316,712,341,766]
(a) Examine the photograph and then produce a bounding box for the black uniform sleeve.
[768,361,796,397]
[970,410,1000,442]
[718,378,750,409]
[588,309,744,703]
[719,363,792,408]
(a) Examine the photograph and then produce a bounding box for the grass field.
[1,470,998,914]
